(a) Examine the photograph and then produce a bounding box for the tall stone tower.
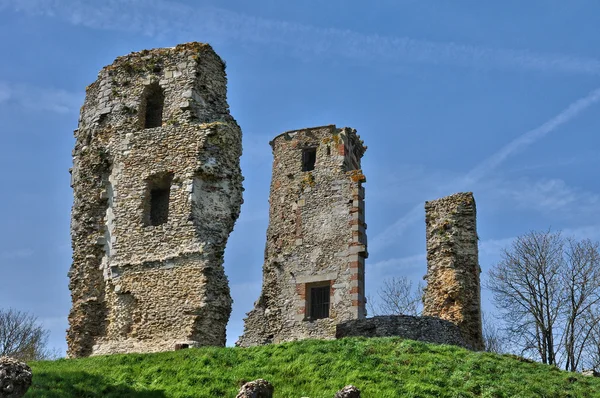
[67,43,243,357]
[422,192,484,350]
[238,125,367,346]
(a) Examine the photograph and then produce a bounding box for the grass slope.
[28,337,600,398]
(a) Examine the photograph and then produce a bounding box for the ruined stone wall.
[67,43,243,357]
[422,192,484,350]
[336,315,471,349]
[238,125,367,346]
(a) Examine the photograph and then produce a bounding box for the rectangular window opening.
[149,188,170,226]
[142,83,165,129]
[308,284,330,320]
[143,173,173,226]
[302,147,317,172]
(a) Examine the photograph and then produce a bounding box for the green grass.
[28,337,600,397]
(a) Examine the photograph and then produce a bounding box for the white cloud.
[563,225,600,242]
[0,248,34,259]
[482,177,600,219]
[0,81,81,113]
[479,237,514,258]
[3,0,600,75]
[0,82,11,102]
[369,253,426,278]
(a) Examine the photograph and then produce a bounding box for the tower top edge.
[269,125,366,155]
[100,42,223,74]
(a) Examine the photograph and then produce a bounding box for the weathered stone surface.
[422,192,484,351]
[67,42,243,357]
[582,369,599,377]
[0,357,32,398]
[236,379,274,398]
[334,385,360,398]
[238,125,367,346]
[335,315,470,349]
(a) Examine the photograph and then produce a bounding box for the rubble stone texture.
[0,357,32,398]
[422,192,484,351]
[238,125,367,346]
[235,379,274,398]
[335,315,470,349]
[67,42,243,357]
[582,369,599,377]
[334,385,361,398]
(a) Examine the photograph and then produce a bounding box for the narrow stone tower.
[422,192,484,350]
[238,125,367,346]
[67,43,243,357]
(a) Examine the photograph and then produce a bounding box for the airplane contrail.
[372,87,600,251]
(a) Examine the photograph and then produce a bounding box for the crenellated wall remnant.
[67,43,243,357]
[237,125,367,346]
[422,192,484,350]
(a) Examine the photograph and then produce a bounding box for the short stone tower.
[238,125,367,346]
[422,192,483,350]
[67,43,243,357]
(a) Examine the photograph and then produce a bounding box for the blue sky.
[0,0,599,354]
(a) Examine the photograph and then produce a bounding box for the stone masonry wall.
[336,315,471,349]
[67,43,243,357]
[237,125,367,346]
[422,192,484,350]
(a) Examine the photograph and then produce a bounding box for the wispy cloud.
[563,225,600,242]
[0,82,10,102]
[372,87,600,250]
[369,253,426,278]
[463,87,600,185]
[479,237,515,258]
[494,178,600,214]
[0,248,34,259]
[2,0,600,75]
[0,80,81,113]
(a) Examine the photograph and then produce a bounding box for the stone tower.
[67,43,243,357]
[238,125,367,346]
[422,192,484,350]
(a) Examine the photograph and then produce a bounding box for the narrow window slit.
[143,172,173,226]
[141,83,164,129]
[302,147,317,171]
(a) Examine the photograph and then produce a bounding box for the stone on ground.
[236,379,274,398]
[0,357,32,398]
[334,384,360,398]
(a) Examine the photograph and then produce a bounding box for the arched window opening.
[141,83,164,129]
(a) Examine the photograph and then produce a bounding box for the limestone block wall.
[422,192,484,350]
[237,125,367,346]
[67,43,243,357]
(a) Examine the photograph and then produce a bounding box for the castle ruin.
[67,42,484,355]
[237,125,367,346]
[422,192,484,350]
[67,43,243,357]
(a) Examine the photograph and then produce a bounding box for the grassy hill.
[27,337,600,397]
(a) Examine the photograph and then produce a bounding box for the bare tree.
[0,308,54,361]
[587,313,600,370]
[487,231,600,370]
[482,311,506,354]
[560,239,600,371]
[487,230,564,365]
[367,276,423,316]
